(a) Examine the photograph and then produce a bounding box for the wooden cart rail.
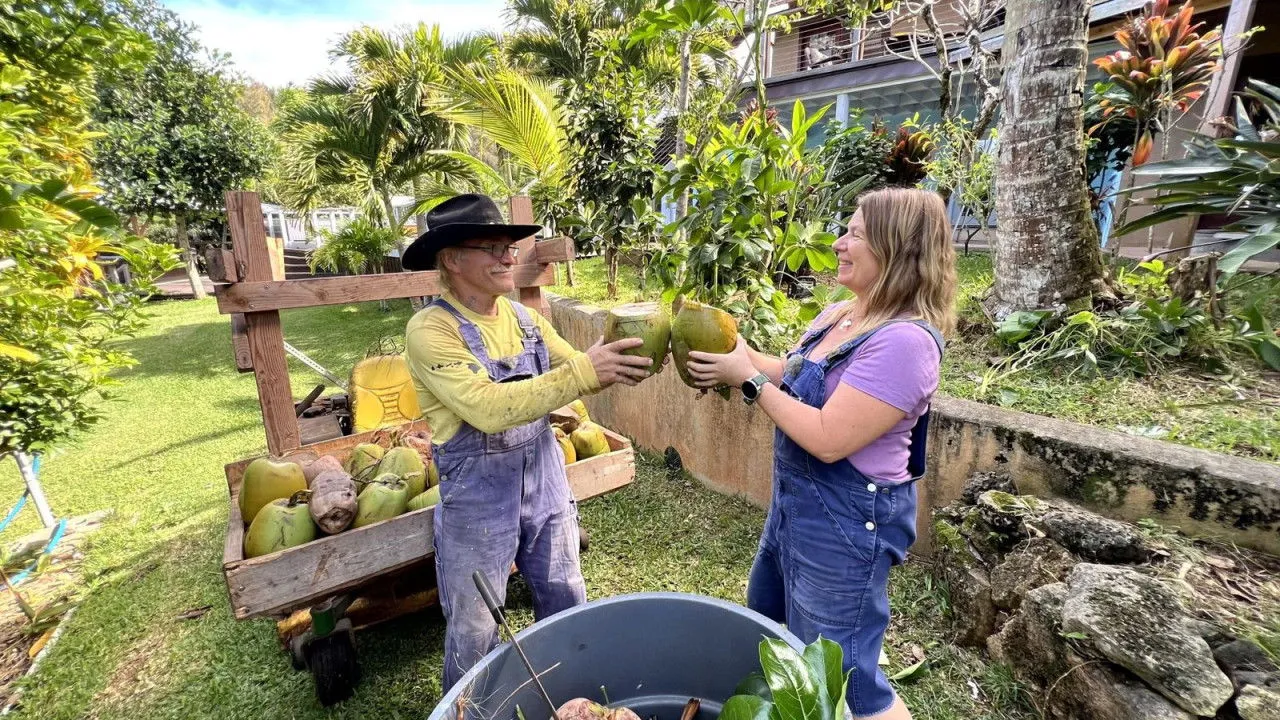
[222,414,635,620]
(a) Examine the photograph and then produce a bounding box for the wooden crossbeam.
[216,263,556,314]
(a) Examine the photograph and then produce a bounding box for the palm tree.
[309,217,404,310]
[275,24,494,254]
[506,0,677,87]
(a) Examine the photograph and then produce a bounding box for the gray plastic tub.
[428,592,806,720]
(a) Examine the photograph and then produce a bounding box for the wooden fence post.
[508,196,549,317]
[226,191,300,455]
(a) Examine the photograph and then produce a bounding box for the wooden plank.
[220,417,633,619]
[225,505,437,619]
[216,264,555,314]
[298,413,344,446]
[509,195,549,316]
[204,247,239,283]
[531,236,575,265]
[1199,0,1257,136]
[230,313,253,372]
[225,191,298,455]
[224,497,245,570]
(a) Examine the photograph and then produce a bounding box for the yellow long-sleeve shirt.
[405,293,600,445]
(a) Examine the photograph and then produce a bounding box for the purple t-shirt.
[802,310,941,484]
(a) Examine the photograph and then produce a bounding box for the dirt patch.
[0,511,108,711]
[85,626,179,720]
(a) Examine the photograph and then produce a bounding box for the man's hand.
[586,337,652,387]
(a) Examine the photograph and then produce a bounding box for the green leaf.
[760,638,821,720]
[1259,338,1280,371]
[803,637,847,716]
[720,694,773,720]
[888,659,928,682]
[1218,232,1280,276]
[733,672,773,701]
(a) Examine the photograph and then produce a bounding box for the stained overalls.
[747,319,943,717]
[429,299,586,692]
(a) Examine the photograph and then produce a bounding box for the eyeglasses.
[457,243,520,260]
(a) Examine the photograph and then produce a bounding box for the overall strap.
[509,301,549,374]
[430,298,494,366]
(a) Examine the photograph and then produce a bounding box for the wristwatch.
[741,373,770,405]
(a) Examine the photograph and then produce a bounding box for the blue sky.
[167,0,510,87]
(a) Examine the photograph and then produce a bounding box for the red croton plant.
[1092,0,1222,165]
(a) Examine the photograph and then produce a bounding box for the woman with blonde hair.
[687,187,956,719]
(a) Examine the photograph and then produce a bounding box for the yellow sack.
[350,355,422,433]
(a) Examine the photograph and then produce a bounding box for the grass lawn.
[0,298,1031,720]
[549,255,1280,463]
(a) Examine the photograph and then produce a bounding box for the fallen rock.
[1060,564,1234,716]
[1236,684,1280,720]
[961,470,1018,505]
[976,490,1043,549]
[931,518,997,646]
[1215,638,1280,679]
[990,537,1077,611]
[989,583,1193,719]
[989,582,1070,680]
[1036,508,1148,564]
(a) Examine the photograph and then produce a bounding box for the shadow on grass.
[103,421,258,472]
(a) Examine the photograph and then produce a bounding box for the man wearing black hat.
[402,194,652,691]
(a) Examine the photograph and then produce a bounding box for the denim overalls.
[429,299,586,692]
[747,319,943,717]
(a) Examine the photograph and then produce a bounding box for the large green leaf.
[721,691,768,720]
[1218,231,1280,276]
[803,637,848,718]
[760,638,822,720]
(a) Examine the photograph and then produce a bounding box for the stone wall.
[932,474,1279,720]
[546,293,1280,556]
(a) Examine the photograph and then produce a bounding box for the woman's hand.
[686,336,757,389]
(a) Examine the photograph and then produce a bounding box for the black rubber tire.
[307,630,361,706]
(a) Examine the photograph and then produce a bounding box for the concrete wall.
[548,294,1280,557]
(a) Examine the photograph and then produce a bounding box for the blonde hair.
[831,187,957,338]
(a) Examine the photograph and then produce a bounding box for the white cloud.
[170,1,510,87]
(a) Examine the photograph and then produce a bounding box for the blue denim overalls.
[747,319,943,717]
[429,299,586,692]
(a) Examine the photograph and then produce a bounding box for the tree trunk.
[988,0,1103,319]
[605,245,619,300]
[380,190,406,264]
[566,259,576,286]
[175,213,206,300]
[752,0,769,110]
[412,175,430,243]
[676,33,692,220]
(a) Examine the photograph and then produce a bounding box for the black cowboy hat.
[401,193,542,271]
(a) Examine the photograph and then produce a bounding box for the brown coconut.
[309,469,358,534]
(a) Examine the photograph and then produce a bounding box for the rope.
[3,453,66,586]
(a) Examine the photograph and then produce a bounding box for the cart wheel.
[289,631,310,671]
[307,620,361,706]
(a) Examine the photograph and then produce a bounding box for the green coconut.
[554,426,577,464]
[352,473,409,528]
[570,421,610,460]
[604,302,670,376]
[239,458,307,526]
[670,298,738,389]
[244,491,317,558]
[376,446,427,497]
[345,443,385,480]
[406,485,441,512]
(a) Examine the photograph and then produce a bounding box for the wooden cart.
[212,192,635,705]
